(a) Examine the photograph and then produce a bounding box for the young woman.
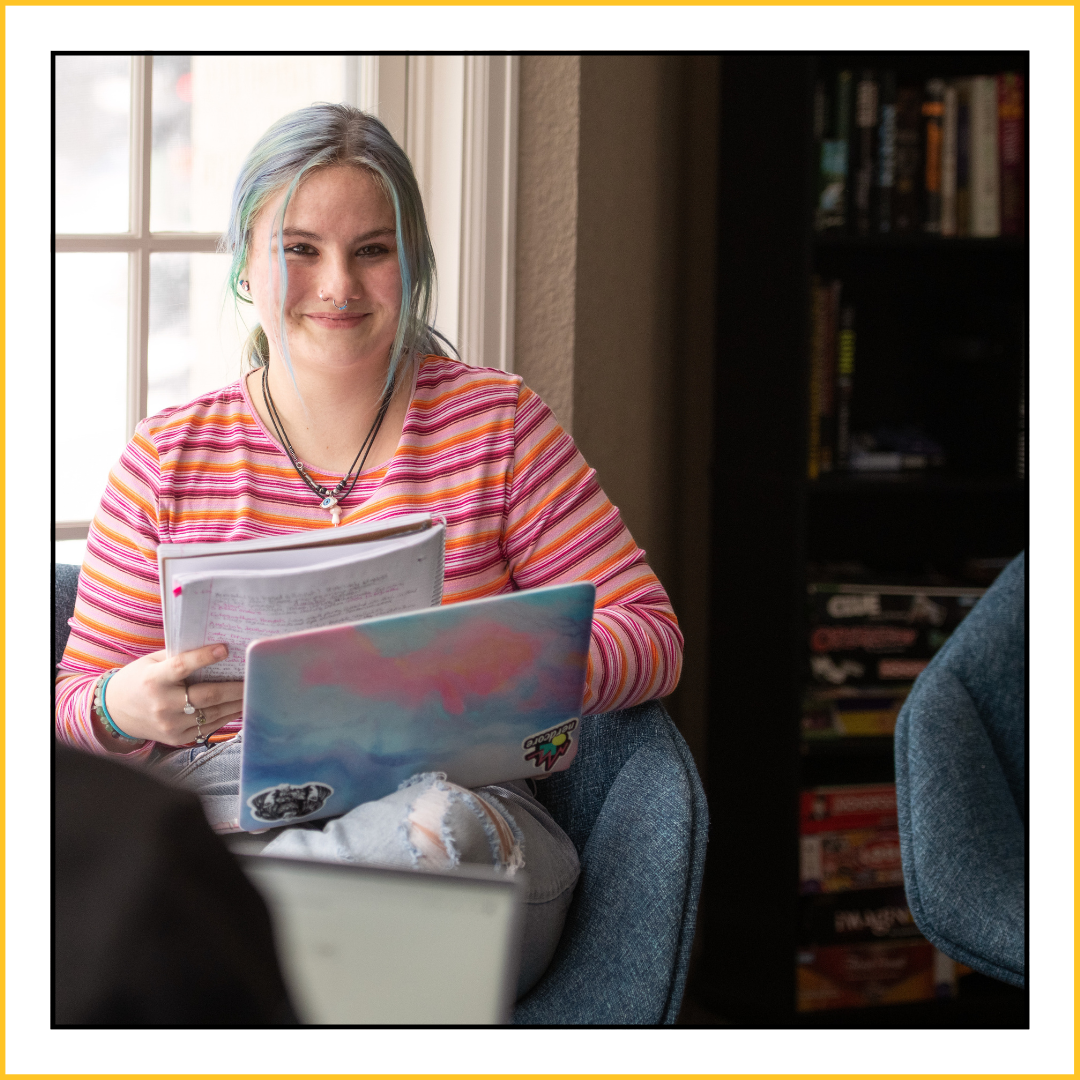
[55,105,683,995]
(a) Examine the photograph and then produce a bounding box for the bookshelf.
[694,53,1027,1026]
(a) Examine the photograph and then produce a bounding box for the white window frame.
[54,55,220,540]
[54,53,519,543]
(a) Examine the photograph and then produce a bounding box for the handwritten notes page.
[172,525,444,682]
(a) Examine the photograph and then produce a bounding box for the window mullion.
[127,55,153,437]
[55,234,221,253]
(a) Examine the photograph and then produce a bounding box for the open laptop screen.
[240,854,523,1025]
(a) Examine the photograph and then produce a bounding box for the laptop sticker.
[523,718,578,772]
[248,781,334,823]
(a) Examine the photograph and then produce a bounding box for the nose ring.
[319,291,349,311]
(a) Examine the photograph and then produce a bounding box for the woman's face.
[244,164,402,377]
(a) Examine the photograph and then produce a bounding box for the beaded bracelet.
[92,670,142,744]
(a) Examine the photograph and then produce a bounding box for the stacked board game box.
[801,684,910,738]
[797,940,957,1012]
[806,582,985,690]
[796,784,957,1011]
[799,784,904,894]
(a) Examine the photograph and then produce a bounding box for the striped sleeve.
[55,422,163,757]
[503,384,683,714]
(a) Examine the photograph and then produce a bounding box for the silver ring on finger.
[195,709,209,745]
[183,687,196,716]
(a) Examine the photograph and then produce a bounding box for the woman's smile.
[304,312,370,329]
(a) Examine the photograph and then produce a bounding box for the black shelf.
[778,975,1027,1029]
[682,971,1026,1028]
[701,51,1027,1028]
[813,233,1026,252]
[800,735,894,757]
[800,736,896,785]
[808,473,1024,495]
[682,972,1028,1028]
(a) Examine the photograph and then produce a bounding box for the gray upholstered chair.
[55,563,83,669]
[894,552,1025,988]
[55,564,709,1023]
[514,699,708,1024]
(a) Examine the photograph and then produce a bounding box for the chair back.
[894,551,1025,988]
[55,563,81,670]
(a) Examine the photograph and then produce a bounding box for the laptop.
[238,853,523,1024]
[237,582,595,833]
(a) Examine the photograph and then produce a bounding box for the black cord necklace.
[261,361,395,526]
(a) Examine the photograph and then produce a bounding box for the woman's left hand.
[100,643,244,749]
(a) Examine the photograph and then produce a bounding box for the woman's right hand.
[98,644,245,750]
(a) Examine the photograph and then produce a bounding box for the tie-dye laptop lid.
[237,582,595,832]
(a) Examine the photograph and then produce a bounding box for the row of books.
[815,69,1025,238]
[807,281,951,479]
[796,782,961,1011]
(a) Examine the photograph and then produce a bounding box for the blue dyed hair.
[223,104,450,394]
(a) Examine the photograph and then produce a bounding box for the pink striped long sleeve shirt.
[56,356,683,754]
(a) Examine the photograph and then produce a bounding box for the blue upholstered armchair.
[514,700,709,1024]
[894,552,1025,989]
[55,564,709,1023]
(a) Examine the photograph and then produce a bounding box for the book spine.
[876,71,897,234]
[808,279,825,479]
[998,72,1025,236]
[940,82,959,236]
[970,75,1001,237]
[893,85,922,232]
[816,71,853,232]
[854,71,879,236]
[955,79,972,236]
[812,77,827,229]
[921,78,945,234]
[814,77,827,139]
[820,280,841,474]
[835,305,856,468]
[836,71,853,230]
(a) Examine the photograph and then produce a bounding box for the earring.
[239,280,250,293]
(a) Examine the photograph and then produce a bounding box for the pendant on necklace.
[320,495,342,526]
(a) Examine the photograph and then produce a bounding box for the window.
[54,53,518,560]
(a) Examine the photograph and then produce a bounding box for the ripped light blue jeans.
[152,735,580,998]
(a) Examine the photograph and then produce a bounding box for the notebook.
[158,513,445,684]
[237,582,595,833]
[239,854,523,1024]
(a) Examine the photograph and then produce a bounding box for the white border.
[16,5,1073,1074]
